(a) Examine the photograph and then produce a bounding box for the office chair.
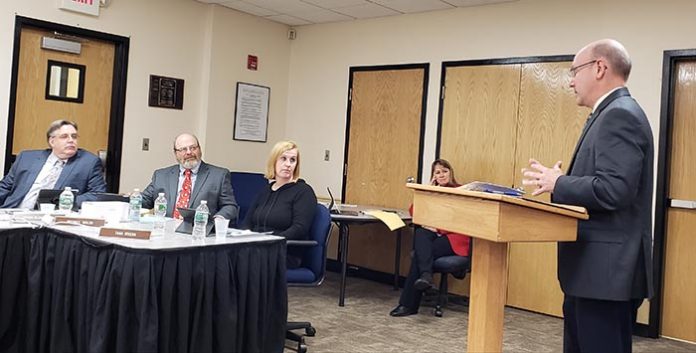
[431,238,472,317]
[286,204,332,353]
[229,171,268,226]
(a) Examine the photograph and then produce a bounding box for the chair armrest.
[286,240,319,247]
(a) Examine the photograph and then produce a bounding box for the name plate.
[55,216,106,227]
[99,227,151,240]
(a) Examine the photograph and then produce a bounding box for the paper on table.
[362,210,406,231]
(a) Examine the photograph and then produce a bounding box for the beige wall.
[0,0,290,192]
[2,0,696,197]
[203,7,290,174]
[286,0,696,200]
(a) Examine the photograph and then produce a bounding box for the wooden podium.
[407,184,588,352]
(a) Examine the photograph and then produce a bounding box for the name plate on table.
[99,227,151,240]
[54,216,106,227]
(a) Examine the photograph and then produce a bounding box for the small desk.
[331,205,411,306]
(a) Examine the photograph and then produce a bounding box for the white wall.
[286,0,696,200]
[202,6,291,174]
[0,0,291,192]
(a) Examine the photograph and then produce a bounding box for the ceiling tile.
[299,0,368,9]
[442,0,517,7]
[371,0,453,13]
[219,1,280,16]
[294,9,355,23]
[243,0,324,13]
[332,2,401,19]
[264,14,313,26]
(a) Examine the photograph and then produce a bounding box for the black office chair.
[286,204,332,353]
[431,238,473,317]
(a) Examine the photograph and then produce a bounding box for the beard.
[180,158,200,170]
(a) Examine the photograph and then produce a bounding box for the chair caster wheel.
[298,343,307,353]
[305,326,316,336]
[434,308,443,317]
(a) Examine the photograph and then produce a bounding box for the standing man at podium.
[522,39,654,353]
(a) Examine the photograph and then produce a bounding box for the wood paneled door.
[341,64,427,275]
[5,16,129,192]
[659,59,696,343]
[437,57,587,316]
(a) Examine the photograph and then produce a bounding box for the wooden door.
[439,64,521,186]
[661,61,696,342]
[343,66,426,274]
[13,26,113,157]
[438,64,521,296]
[506,62,588,316]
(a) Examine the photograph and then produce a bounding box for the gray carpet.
[287,272,696,352]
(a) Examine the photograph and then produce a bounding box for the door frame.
[341,63,430,201]
[651,49,696,339]
[5,15,129,193]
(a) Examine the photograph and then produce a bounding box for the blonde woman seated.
[390,159,471,317]
[240,141,317,268]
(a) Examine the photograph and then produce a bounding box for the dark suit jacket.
[141,161,239,222]
[553,87,654,301]
[0,149,107,208]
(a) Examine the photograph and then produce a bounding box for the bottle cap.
[158,192,164,196]
[201,200,207,204]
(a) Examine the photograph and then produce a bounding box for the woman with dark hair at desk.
[240,140,317,268]
[390,159,471,317]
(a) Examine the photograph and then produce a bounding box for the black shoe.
[389,305,417,317]
[414,272,434,291]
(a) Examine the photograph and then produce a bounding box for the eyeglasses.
[569,59,598,77]
[51,133,79,140]
[174,145,199,153]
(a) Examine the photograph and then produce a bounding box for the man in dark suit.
[522,39,654,353]
[0,120,107,209]
[141,133,238,222]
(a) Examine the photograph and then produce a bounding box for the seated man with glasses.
[141,133,239,223]
[0,119,107,209]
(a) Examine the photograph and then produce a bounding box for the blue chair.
[229,171,268,226]
[286,204,332,353]
[431,239,472,317]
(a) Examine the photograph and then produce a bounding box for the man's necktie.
[43,160,64,189]
[173,169,192,219]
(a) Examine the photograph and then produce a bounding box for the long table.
[0,225,287,353]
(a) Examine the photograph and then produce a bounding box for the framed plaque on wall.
[148,75,184,109]
[233,82,270,142]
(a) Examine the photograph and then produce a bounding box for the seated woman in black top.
[241,140,317,267]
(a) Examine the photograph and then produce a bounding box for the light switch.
[142,138,149,151]
[324,150,330,161]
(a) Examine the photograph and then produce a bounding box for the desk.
[0,225,287,353]
[331,205,411,306]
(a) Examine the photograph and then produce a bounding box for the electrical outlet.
[324,150,330,161]
[142,138,149,151]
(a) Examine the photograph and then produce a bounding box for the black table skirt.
[0,228,287,353]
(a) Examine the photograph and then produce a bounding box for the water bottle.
[192,200,209,240]
[129,188,142,222]
[153,192,167,235]
[58,187,74,211]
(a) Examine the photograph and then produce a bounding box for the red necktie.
[173,169,192,219]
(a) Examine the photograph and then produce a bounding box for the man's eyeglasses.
[569,60,598,77]
[51,133,79,140]
[174,145,199,153]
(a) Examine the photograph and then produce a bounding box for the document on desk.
[363,210,406,231]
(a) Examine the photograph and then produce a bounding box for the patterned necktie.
[43,160,64,189]
[173,169,192,219]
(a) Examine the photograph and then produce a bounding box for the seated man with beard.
[141,133,239,223]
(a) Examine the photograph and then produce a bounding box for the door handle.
[405,176,415,183]
[670,199,696,209]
